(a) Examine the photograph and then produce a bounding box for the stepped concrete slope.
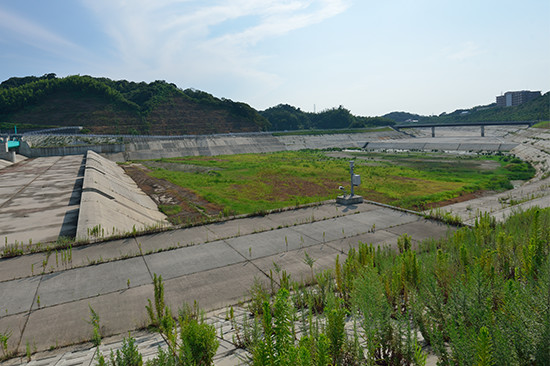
[0,201,454,363]
[429,127,550,225]
[76,151,168,241]
[103,130,407,161]
[0,155,84,246]
[365,126,525,152]
[277,130,406,151]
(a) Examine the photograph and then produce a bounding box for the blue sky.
[0,0,548,116]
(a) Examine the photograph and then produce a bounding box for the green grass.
[158,204,182,216]
[533,121,550,129]
[142,150,534,214]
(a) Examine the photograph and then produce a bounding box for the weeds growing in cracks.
[145,273,219,365]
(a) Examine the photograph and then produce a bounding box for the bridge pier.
[431,126,435,137]
[481,125,485,137]
[1,139,17,162]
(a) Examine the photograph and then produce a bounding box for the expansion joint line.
[221,239,277,286]
[17,273,45,351]
[134,237,155,281]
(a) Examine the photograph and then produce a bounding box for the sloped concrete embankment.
[105,130,408,161]
[364,139,518,152]
[277,130,407,150]
[18,140,124,157]
[76,151,168,241]
[115,134,287,161]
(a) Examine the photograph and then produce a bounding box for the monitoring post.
[336,160,363,205]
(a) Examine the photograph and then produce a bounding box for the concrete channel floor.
[0,156,85,246]
[0,201,455,365]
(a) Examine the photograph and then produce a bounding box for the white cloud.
[0,7,79,54]
[80,0,350,89]
[446,41,481,61]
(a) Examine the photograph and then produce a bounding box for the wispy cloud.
[446,41,481,61]
[81,0,350,88]
[0,7,79,54]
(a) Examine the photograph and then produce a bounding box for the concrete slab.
[347,207,421,230]
[323,230,401,254]
[0,253,49,282]
[204,216,277,239]
[265,204,365,227]
[0,276,40,316]
[385,219,456,243]
[161,261,266,312]
[36,257,151,309]
[252,245,341,285]
[70,237,140,268]
[223,227,318,260]
[0,155,84,245]
[136,226,216,254]
[22,284,154,352]
[144,240,244,280]
[0,313,27,355]
[290,216,368,243]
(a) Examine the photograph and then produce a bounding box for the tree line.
[260,104,395,131]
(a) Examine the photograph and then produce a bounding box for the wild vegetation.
[96,207,549,365]
[142,150,534,221]
[232,207,550,365]
[533,121,550,129]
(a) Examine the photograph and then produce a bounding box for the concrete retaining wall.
[114,134,287,161]
[104,130,407,161]
[18,141,125,157]
[76,151,168,241]
[364,140,518,152]
[277,130,406,150]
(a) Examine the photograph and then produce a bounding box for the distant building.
[496,90,541,107]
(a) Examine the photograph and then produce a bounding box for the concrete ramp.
[76,151,168,241]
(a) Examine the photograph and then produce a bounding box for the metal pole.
[350,161,354,197]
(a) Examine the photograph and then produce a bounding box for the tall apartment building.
[496,90,541,107]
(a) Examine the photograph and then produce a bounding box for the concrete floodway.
[2,125,550,365]
[0,155,84,246]
[0,200,454,361]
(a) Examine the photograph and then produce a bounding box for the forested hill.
[259,104,395,131]
[0,74,268,135]
[384,92,550,124]
[1,74,547,135]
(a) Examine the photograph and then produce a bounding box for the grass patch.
[140,150,534,214]
[533,121,550,129]
[158,204,182,216]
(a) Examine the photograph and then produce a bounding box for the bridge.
[394,120,536,137]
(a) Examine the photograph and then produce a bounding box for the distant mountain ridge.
[383,93,549,124]
[0,74,547,134]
